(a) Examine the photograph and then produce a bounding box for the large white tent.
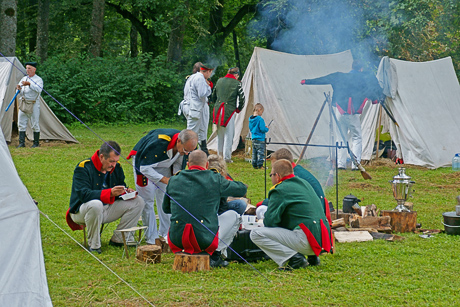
[0,57,78,143]
[361,56,460,169]
[0,129,53,305]
[209,47,354,159]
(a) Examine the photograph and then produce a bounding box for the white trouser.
[217,115,235,161]
[250,227,314,267]
[70,198,145,249]
[187,104,209,142]
[136,180,171,244]
[18,100,40,132]
[217,210,241,257]
[337,113,362,168]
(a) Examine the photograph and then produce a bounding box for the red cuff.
[256,200,264,208]
[101,188,115,204]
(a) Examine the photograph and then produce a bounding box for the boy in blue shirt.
[249,103,269,169]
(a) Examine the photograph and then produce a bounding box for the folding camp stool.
[116,226,148,258]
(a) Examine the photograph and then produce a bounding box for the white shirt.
[18,74,43,101]
[183,72,211,112]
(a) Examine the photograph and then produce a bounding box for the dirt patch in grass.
[348,182,386,191]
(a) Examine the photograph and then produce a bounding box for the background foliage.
[7,0,460,124]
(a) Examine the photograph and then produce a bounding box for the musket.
[379,99,399,127]
[5,89,20,112]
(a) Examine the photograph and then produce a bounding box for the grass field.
[9,122,460,306]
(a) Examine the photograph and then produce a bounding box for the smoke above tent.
[250,0,392,68]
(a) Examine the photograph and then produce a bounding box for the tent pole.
[372,104,383,164]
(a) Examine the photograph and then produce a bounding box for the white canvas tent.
[0,57,78,143]
[0,129,53,305]
[209,47,354,158]
[361,56,460,169]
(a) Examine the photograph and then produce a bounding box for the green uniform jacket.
[69,150,127,214]
[293,165,325,199]
[163,168,247,253]
[265,176,330,248]
[211,74,245,127]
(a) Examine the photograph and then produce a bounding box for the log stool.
[136,245,162,264]
[155,237,171,253]
[381,210,418,233]
[172,252,210,272]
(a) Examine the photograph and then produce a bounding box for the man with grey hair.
[127,129,198,244]
[67,141,145,254]
[16,61,43,148]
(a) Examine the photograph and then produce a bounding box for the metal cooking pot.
[442,212,460,235]
[343,194,361,213]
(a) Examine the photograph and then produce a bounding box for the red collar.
[279,174,295,182]
[189,165,206,171]
[167,133,180,151]
[91,150,116,174]
[224,73,238,80]
[291,162,297,168]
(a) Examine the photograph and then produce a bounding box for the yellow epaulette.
[269,182,282,191]
[158,134,172,142]
[209,168,220,174]
[78,159,90,167]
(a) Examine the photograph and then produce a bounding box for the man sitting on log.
[250,159,332,270]
[163,150,247,268]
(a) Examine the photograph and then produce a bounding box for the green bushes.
[39,54,184,124]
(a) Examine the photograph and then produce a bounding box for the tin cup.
[456,205,460,216]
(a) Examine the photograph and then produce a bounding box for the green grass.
[10,122,460,306]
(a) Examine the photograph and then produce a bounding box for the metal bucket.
[442,212,460,235]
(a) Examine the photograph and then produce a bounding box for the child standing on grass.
[249,103,269,169]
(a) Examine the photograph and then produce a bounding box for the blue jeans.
[227,199,247,215]
[252,139,266,168]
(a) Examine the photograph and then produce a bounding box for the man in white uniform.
[16,62,43,148]
[181,63,213,154]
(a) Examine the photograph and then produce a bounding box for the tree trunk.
[89,0,105,57]
[129,9,139,58]
[36,0,49,62]
[167,14,186,62]
[0,0,18,56]
[28,0,37,52]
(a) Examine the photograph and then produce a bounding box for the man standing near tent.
[181,63,214,155]
[67,141,145,254]
[16,62,43,148]
[300,60,384,169]
[163,150,247,267]
[250,159,331,270]
[127,128,198,245]
[211,67,245,163]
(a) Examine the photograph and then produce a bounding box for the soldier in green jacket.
[163,150,247,267]
[250,159,332,270]
[211,67,245,162]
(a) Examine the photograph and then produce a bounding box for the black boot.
[200,140,209,156]
[210,251,229,268]
[31,132,40,148]
[287,253,308,269]
[307,255,321,266]
[17,131,26,148]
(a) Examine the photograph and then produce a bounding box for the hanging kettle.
[343,194,361,213]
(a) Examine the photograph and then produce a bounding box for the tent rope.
[38,210,156,307]
[0,52,271,282]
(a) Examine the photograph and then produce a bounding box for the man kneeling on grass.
[250,159,332,270]
[163,150,247,267]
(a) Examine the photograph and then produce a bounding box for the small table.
[116,226,148,258]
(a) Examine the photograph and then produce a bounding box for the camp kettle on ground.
[343,194,361,213]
